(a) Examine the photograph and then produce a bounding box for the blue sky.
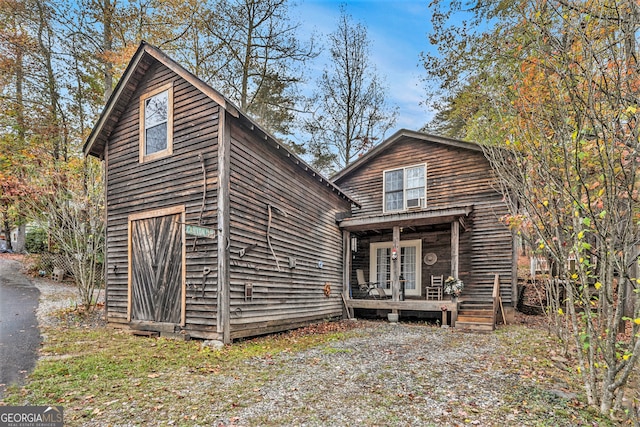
[296,0,435,133]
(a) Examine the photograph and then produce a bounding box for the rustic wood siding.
[104,58,220,335]
[337,137,514,304]
[338,138,495,214]
[227,124,351,339]
[467,202,513,302]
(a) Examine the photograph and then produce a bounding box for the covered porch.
[339,205,473,326]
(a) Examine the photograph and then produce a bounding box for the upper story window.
[383,164,426,212]
[139,83,173,162]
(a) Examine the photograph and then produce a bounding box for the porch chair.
[356,269,370,289]
[426,274,444,300]
[355,269,390,299]
[371,286,391,299]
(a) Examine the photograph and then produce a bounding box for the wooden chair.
[349,269,368,299]
[426,274,444,300]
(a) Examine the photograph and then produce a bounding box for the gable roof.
[331,129,484,183]
[84,41,356,205]
[83,41,238,159]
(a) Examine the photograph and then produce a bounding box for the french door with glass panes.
[369,239,422,297]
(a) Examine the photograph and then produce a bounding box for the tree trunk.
[600,372,616,415]
[36,0,62,161]
[15,47,25,143]
[13,223,26,253]
[102,0,114,102]
[2,216,12,251]
[240,13,254,111]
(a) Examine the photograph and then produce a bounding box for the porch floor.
[345,299,458,326]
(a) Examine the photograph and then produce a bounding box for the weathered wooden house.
[333,130,517,329]
[84,42,354,343]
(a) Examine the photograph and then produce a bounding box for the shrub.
[25,228,47,253]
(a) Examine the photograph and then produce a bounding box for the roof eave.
[83,42,148,158]
[338,205,473,232]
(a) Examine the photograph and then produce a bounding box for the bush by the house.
[25,228,47,253]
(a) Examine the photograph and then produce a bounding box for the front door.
[129,208,184,324]
[370,239,422,297]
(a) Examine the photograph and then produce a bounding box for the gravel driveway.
[228,323,523,426]
[68,319,578,427]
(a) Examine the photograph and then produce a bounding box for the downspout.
[217,110,231,344]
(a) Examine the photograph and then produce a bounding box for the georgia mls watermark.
[0,406,63,427]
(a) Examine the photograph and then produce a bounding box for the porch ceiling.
[338,205,473,232]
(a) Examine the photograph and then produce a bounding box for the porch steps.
[455,300,495,332]
[459,290,495,300]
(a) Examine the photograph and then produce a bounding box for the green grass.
[3,321,360,426]
[2,322,355,407]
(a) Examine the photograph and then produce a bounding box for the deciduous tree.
[303,5,396,174]
[0,0,40,251]
[197,0,316,139]
[26,158,105,308]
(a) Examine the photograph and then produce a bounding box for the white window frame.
[139,82,174,163]
[382,163,426,213]
[369,239,422,297]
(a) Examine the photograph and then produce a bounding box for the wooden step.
[459,303,494,311]
[454,321,495,332]
[458,309,493,316]
[459,299,493,305]
[457,314,493,323]
[130,330,160,338]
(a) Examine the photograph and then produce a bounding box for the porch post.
[451,220,459,278]
[391,226,401,301]
[343,230,351,301]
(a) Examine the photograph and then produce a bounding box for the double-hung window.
[139,83,173,162]
[383,164,426,212]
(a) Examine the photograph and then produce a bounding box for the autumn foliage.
[425,0,639,418]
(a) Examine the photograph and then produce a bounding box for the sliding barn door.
[129,210,184,324]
